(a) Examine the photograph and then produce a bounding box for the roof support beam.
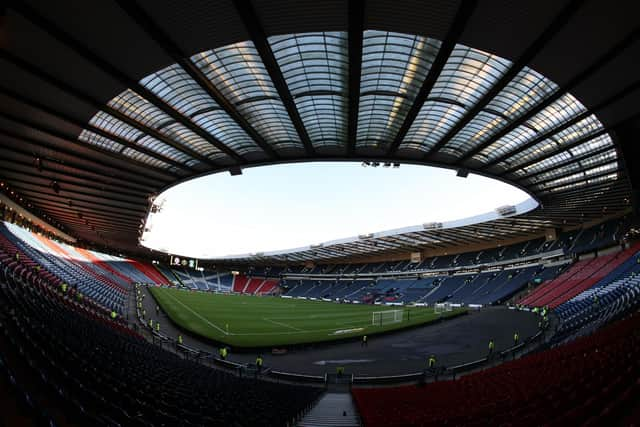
[0,161,148,199]
[0,85,194,173]
[42,210,141,229]
[0,50,201,177]
[0,142,156,192]
[515,146,614,184]
[499,110,640,177]
[423,0,586,158]
[346,0,365,155]
[8,185,147,214]
[538,170,623,194]
[114,0,279,161]
[482,79,640,170]
[232,0,315,156]
[34,202,143,225]
[10,2,245,166]
[457,25,640,163]
[2,177,147,210]
[539,179,628,199]
[386,0,477,156]
[0,109,179,182]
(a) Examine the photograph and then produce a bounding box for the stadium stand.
[233,274,250,293]
[521,246,640,308]
[0,237,323,427]
[244,277,265,295]
[127,259,171,285]
[353,311,640,426]
[0,223,128,313]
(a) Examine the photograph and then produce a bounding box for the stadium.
[0,0,639,425]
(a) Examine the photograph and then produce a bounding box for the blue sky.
[141,162,531,258]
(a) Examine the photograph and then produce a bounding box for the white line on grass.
[262,317,305,332]
[162,290,229,336]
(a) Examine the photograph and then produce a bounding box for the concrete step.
[298,392,360,427]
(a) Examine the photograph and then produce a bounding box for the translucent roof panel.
[235,99,302,150]
[269,32,348,148]
[140,63,259,155]
[401,100,466,152]
[505,128,611,177]
[108,89,227,160]
[401,44,511,152]
[534,162,618,193]
[86,111,194,165]
[443,67,558,156]
[357,31,440,148]
[294,94,347,146]
[501,117,604,171]
[440,110,506,157]
[191,41,302,149]
[514,134,616,184]
[428,45,512,107]
[522,148,617,185]
[83,30,618,206]
[77,129,125,153]
[120,147,172,170]
[473,93,588,163]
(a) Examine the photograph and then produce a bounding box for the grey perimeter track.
[142,287,539,377]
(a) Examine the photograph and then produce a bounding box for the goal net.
[434,302,453,314]
[372,309,404,326]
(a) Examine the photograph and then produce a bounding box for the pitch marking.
[162,290,229,335]
[263,317,305,332]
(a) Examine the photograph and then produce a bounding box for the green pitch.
[149,287,466,347]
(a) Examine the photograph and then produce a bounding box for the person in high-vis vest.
[155,322,160,333]
[61,283,68,294]
[177,335,183,345]
[428,355,436,369]
[513,332,519,346]
[110,311,117,320]
[488,339,495,355]
[149,318,154,329]
[255,355,263,373]
[361,335,368,347]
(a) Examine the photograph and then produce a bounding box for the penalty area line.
[263,317,305,332]
[162,291,230,336]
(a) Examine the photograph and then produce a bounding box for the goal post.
[434,302,453,314]
[372,309,404,326]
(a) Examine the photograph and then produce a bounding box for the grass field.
[149,287,466,347]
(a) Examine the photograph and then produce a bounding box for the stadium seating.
[255,279,279,295]
[232,274,250,293]
[550,248,640,342]
[283,266,554,306]
[522,246,639,308]
[0,223,128,313]
[353,310,640,427]
[251,218,627,280]
[0,252,323,427]
[244,278,265,294]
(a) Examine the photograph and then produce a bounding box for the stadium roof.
[0,0,639,263]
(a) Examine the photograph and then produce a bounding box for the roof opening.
[141,162,535,258]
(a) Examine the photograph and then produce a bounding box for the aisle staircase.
[298,392,360,427]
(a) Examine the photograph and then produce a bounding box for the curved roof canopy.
[0,0,638,262]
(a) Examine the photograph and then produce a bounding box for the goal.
[372,309,404,326]
[434,302,453,314]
